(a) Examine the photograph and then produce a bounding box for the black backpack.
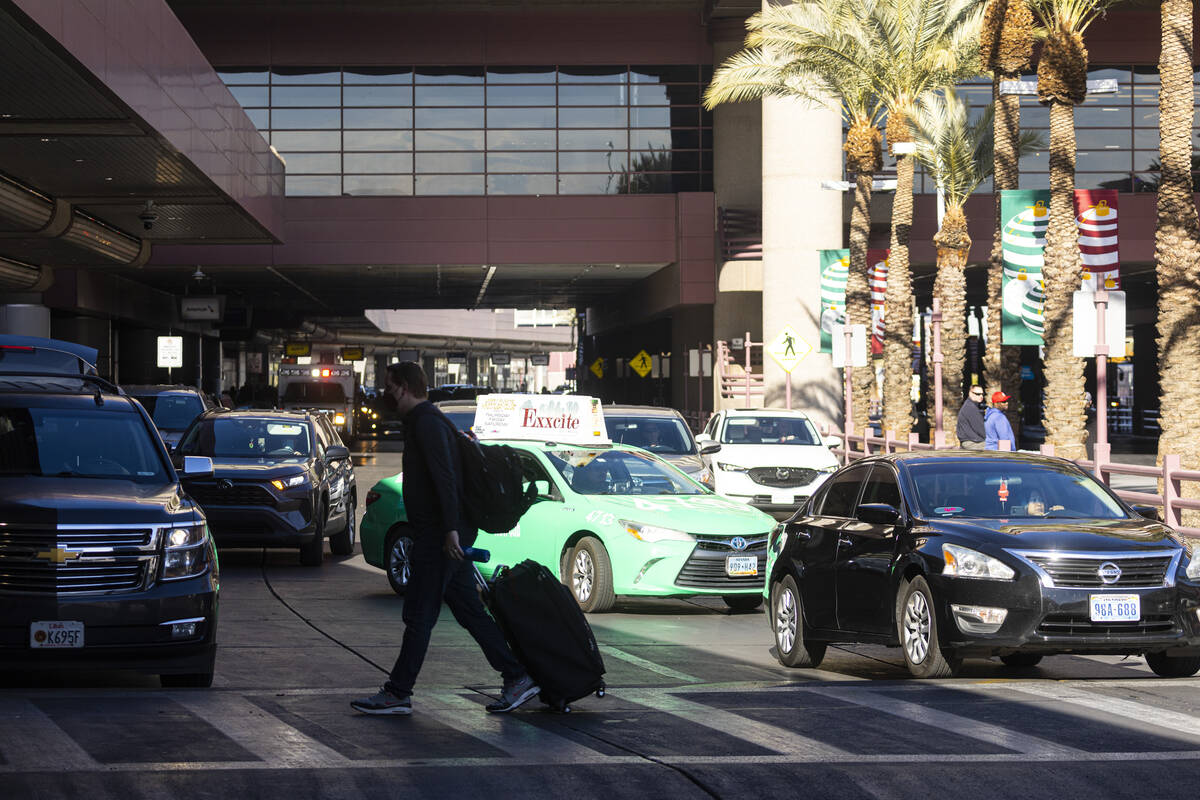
[442,418,537,533]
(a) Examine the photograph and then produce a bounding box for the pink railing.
[716,334,764,405]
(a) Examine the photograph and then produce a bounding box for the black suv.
[0,336,219,687]
[123,384,216,451]
[174,410,357,566]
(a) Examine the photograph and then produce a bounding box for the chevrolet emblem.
[35,547,81,564]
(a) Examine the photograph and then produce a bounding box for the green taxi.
[360,415,777,612]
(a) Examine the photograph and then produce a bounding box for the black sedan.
[174,410,356,566]
[766,451,1200,678]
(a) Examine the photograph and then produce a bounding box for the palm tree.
[1027,0,1126,460]
[703,0,884,430]
[979,0,1034,429]
[911,90,1042,444]
[1155,0,1200,517]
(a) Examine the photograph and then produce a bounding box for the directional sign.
[340,347,364,361]
[630,349,653,378]
[530,353,550,367]
[284,342,311,358]
[590,357,604,379]
[491,352,511,366]
[766,325,812,373]
[156,336,183,368]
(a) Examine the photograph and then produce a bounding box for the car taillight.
[366,491,381,506]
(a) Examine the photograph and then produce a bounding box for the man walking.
[956,385,987,449]
[352,361,538,715]
[984,391,1017,451]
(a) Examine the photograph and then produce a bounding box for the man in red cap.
[984,391,1016,451]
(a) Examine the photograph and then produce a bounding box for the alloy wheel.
[903,590,931,664]
[573,549,594,603]
[389,536,412,588]
[775,586,797,653]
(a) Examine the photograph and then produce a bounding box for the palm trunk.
[847,172,876,430]
[1041,99,1086,460]
[1156,0,1200,523]
[932,243,969,447]
[882,153,915,439]
[986,76,1024,433]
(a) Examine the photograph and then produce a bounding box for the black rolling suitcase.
[476,558,606,712]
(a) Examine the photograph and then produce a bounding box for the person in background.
[956,385,987,449]
[984,391,1017,451]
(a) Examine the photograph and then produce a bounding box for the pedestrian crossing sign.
[630,349,653,378]
[590,357,604,379]
[766,324,811,373]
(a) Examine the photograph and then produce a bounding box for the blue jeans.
[386,535,523,697]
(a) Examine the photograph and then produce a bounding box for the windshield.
[908,460,1128,520]
[0,406,167,482]
[133,394,205,432]
[282,382,346,404]
[177,417,312,459]
[443,411,475,432]
[546,448,704,496]
[606,416,696,455]
[720,416,820,445]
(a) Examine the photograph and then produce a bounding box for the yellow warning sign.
[590,357,604,379]
[630,350,653,378]
[766,324,812,373]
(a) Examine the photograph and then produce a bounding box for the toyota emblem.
[218,478,234,491]
[1097,562,1122,585]
[776,468,790,481]
[730,536,748,551]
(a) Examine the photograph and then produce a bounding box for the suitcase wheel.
[562,705,571,713]
[595,688,605,698]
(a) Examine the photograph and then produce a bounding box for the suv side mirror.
[182,456,214,477]
[699,441,722,456]
[822,435,842,448]
[325,444,350,461]
[1131,504,1162,522]
[856,503,902,526]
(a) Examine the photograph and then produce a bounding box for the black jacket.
[401,401,475,544]
[955,400,987,443]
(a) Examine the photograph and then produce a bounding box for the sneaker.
[485,673,540,714]
[350,686,412,715]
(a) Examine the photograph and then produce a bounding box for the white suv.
[696,409,838,520]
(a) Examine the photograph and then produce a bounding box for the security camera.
[138,200,158,231]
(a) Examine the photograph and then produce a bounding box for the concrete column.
[760,79,844,427]
[0,302,50,336]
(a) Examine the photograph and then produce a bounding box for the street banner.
[868,251,889,355]
[1000,189,1050,345]
[1075,189,1120,291]
[818,248,889,353]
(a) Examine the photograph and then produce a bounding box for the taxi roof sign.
[473,394,610,445]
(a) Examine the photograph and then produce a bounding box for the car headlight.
[162,524,211,581]
[699,468,714,488]
[819,465,838,473]
[334,413,346,426]
[1184,540,1200,581]
[717,462,748,473]
[271,474,308,490]
[621,519,694,543]
[942,543,1015,580]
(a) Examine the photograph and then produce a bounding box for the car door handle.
[837,536,853,548]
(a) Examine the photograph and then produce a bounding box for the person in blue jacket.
[984,391,1017,451]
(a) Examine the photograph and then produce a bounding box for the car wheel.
[772,575,826,668]
[999,653,1043,668]
[329,498,356,555]
[898,576,960,678]
[299,501,325,567]
[723,594,764,612]
[1145,651,1200,678]
[160,672,213,688]
[570,536,614,613]
[385,527,414,596]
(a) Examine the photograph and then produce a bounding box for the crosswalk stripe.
[0,697,97,769]
[600,645,702,683]
[173,692,352,767]
[805,685,1085,756]
[1006,683,1200,742]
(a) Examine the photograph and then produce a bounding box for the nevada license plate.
[30,620,84,649]
[1089,594,1140,623]
[726,555,758,577]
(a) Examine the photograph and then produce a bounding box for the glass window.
[272,68,340,84]
[605,416,696,455]
[272,108,340,129]
[245,109,269,129]
[631,65,698,83]
[344,67,412,84]
[1076,150,1132,171]
[229,85,269,106]
[130,394,205,433]
[559,129,628,150]
[559,151,627,172]
[286,175,340,196]
[559,66,627,83]
[344,130,413,151]
[1078,173,1135,191]
[859,465,903,510]
[487,152,555,173]
[818,466,868,517]
[630,129,674,150]
[343,85,413,106]
[415,130,484,150]
[344,108,413,128]
[415,153,485,173]
[487,66,555,83]
[1075,106,1131,127]
[558,84,627,106]
[558,174,619,194]
[908,460,1126,519]
[545,448,703,496]
[1076,129,1131,150]
[344,152,413,173]
[1134,129,1158,149]
[1018,102,1049,128]
[218,68,269,85]
[280,152,341,174]
[559,107,628,128]
[488,129,557,150]
[270,130,341,151]
[272,85,340,107]
[415,67,484,84]
[487,108,557,128]
[718,416,820,445]
[416,108,485,128]
[630,84,670,106]
[415,174,485,194]
[487,85,556,106]
[178,417,312,459]
[0,407,167,482]
[415,85,485,106]
[488,174,557,195]
[630,107,670,128]
[344,175,414,195]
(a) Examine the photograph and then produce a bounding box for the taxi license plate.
[726,555,758,577]
[1089,594,1140,623]
[30,621,84,649]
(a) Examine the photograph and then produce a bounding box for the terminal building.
[0,0,1177,434]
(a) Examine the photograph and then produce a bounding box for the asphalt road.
[2,442,1199,799]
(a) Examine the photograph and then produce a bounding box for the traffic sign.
[766,325,812,373]
[340,347,364,361]
[491,352,511,366]
[590,357,604,379]
[630,349,653,378]
[285,341,311,358]
[156,336,183,368]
